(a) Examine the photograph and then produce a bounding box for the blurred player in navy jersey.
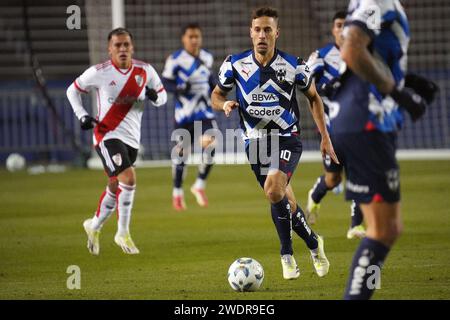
[162,23,218,211]
[67,28,167,255]
[336,0,429,299]
[212,7,339,279]
[305,10,366,240]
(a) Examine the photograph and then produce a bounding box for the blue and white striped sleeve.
[344,0,392,39]
[295,58,313,91]
[162,54,177,81]
[306,50,324,77]
[217,55,234,91]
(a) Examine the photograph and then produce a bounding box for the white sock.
[173,188,184,197]
[91,187,116,231]
[193,178,206,190]
[117,182,136,236]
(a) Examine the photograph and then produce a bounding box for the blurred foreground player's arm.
[341,24,427,121]
[66,66,98,130]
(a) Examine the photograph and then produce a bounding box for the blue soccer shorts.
[333,131,400,203]
[245,135,303,188]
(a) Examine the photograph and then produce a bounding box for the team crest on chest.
[112,153,122,166]
[135,75,144,87]
[276,68,286,83]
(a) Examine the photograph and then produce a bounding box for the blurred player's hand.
[390,87,427,122]
[319,78,341,98]
[223,100,239,117]
[80,115,98,130]
[405,73,439,105]
[176,82,191,95]
[145,86,158,102]
[321,135,340,164]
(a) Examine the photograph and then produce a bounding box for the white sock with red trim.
[193,178,206,190]
[172,188,184,197]
[91,187,116,231]
[116,182,136,236]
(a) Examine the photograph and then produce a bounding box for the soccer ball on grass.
[227,257,264,292]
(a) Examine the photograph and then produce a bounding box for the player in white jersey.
[66,28,167,255]
[162,23,218,211]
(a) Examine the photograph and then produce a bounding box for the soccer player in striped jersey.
[162,23,218,211]
[66,28,167,255]
[337,0,427,299]
[305,10,366,240]
[212,7,339,279]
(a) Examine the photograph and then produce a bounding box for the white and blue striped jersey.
[218,49,312,140]
[307,43,345,91]
[162,49,215,125]
[332,0,409,133]
[307,43,346,130]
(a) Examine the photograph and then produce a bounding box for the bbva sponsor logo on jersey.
[247,106,284,118]
[251,92,278,102]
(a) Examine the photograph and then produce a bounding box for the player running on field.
[67,28,167,255]
[212,7,339,279]
[305,10,366,240]
[337,0,434,299]
[162,23,218,211]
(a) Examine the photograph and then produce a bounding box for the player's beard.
[116,53,131,68]
[256,47,268,55]
[255,42,269,55]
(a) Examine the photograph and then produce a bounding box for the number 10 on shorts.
[280,150,291,162]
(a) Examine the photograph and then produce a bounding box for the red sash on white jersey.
[94,66,147,145]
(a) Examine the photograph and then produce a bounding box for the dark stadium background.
[0,0,448,164]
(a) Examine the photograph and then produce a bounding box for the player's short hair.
[252,7,279,23]
[107,27,133,42]
[333,10,347,22]
[181,23,201,35]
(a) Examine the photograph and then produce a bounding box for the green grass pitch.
[0,160,449,299]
